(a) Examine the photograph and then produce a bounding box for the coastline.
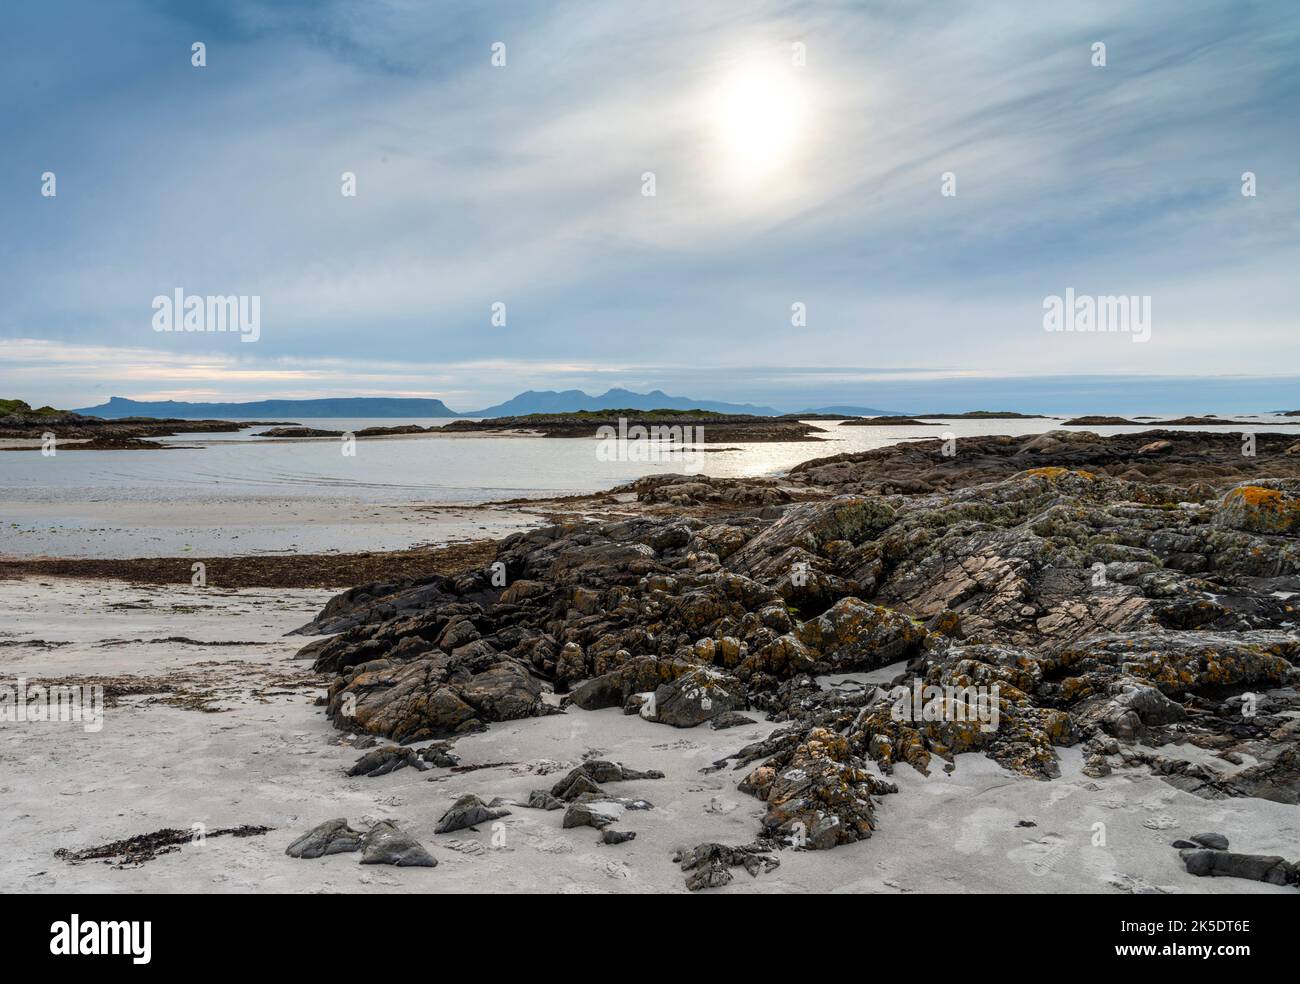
[4,426,1300,894]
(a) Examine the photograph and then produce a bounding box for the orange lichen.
[1025,467,1096,481]
[1228,486,1285,507]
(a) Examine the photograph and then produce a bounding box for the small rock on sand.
[285,818,363,859]
[360,821,437,867]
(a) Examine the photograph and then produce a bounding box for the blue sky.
[2,0,1297,413]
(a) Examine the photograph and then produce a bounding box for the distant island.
[1062,414,1270,426]
[0,397,281,449]
[441,410,825,442]
[73,396,459,419]
[907,410,1049,419]
[840,415,942,426]
[466,388,786,417]
[71,390,904,419]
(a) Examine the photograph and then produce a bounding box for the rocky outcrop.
[347,743,459,776]
[1214,482,1300,537]
[300,429,1300,861]
[640,667,746,727]
[441,413,826,442]
[673,842,780,891]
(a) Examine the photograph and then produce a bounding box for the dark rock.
[600,829,637,845]
[1214,483,1300,537]
[551,771,603,801]
[674,842,780,891]
[525,790,564,811]
[710,711,757,730]
[347,742,459,777]
[562,800,623,829]
[285,818,363,859]
[434,794,510,834]
[550,760,663,801]
[1190,832,1230,851]
[1180,849,1295,885]
[359,821,437,867]
[642,667,746,727]
[298,429,1300,857]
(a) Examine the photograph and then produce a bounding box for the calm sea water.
[4,415,1298,507]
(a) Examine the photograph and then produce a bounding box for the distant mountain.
[72,390,894,421]
[73,396,459,419]
[467,388,781,417]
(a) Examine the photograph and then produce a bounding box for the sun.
[712,58,806,184]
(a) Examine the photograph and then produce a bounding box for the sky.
[1,0,1298,414]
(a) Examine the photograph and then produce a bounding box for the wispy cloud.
[2,0,1297,408]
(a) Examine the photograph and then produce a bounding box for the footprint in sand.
[440,839,487,856]
[1141,815,1178,830]
[1007,833,1069,877]
[598,859,632,880]
[1105,872,1170,895]
[358,872,402,886]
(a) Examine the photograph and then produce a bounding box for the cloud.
[2,0,1297,404]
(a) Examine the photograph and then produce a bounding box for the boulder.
[1214,483,1300,537]
[673,842,780,891]
[641,667,745,727]
[562,800,624,830]
[359,821,437,867]
[285,818,363,859]
[525,790,564,811]
[1180,849,1295,886]
[434,794,510,834]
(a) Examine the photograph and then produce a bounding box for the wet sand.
[0,498,544,560]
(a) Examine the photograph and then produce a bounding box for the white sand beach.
[2,577,1292,895]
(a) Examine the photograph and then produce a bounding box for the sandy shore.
[0,498,543,559]
[2,576,1293,894]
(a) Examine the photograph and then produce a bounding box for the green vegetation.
[0,399,63,417]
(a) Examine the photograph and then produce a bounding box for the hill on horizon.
[71,390,905,420]
[465,388,782,416]
[73,396,459,419]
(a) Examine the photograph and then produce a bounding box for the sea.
[3,415,1298,506]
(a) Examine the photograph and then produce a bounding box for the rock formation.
[299,429,1300,885]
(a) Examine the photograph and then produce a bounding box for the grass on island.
[0,399,64,417]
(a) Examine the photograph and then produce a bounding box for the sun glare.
[713,58,805,184]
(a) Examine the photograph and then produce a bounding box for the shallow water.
[3,414,1298,507]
